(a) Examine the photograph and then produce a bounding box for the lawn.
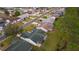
[42,15,48,19]
[22,24,36,32]
[63,8,79,51]
[32,16,65,51]
[0,31,2,35]
[32,8,79,51]
[0,36,14,50]
[32,31,61,51]
[24,16,36,22]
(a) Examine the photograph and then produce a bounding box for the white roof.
[0,27,3,30]
[17,19,21,21]
[19,36,41,47]
[18,13,28,19]
[6,20,10,23]
[32,22,38,25]
[37,27,48,32]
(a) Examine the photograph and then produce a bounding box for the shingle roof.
[6,37,32,51]
[30,34,45,43]
[21,32,31,38]
[29,29,46,43]
[21,29,45,37]
[32,29,45,35]
[6,29,46,51]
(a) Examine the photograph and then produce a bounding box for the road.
[0,9,52,42]
[0,8,65,41]
[19,9,53,30]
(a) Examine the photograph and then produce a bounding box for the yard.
[32,8,79,51]
[22,24,36,32]
[0,36,14,50]
[24,16,36,22]
[32,16,65,51]
[0,31,2,35]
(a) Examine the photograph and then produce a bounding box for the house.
[11,13,28,24]
[37,17,56,32]
[0,19,6,30]
[5,29,47,51]
[20,29,47,47]
[30,29,47,42]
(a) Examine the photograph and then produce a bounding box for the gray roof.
[21,29,46,43]
[30,29,45,43]
[21,32,31,38]
[30,34,45,43]
[6,29,46,51]
[21,29,45,37]
[0,20,5,27]
[6,37,32,51]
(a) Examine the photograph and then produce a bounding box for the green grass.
[32,8,79,51]
[24,16,36,22]
[0,36,14,50]
[0,31,2,35]
[24,18,32,22]
[32,17,65,51]
[22,24,36,32]
[63,8,79,51]
[1,8,79,51]
[42,15,48,19]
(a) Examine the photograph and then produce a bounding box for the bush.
[14,10,21,17]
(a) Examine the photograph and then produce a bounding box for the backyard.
[32,8,79,51]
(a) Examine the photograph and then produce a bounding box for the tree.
[14,10,21,17]
[43,15,48,19]
[4,23,22,36]
[4,10,9,16]
[64,8,79,50]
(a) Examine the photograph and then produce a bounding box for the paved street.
[19,9,54,30]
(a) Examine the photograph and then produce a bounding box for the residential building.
[5,29,47,51]
[37,17,56,32]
